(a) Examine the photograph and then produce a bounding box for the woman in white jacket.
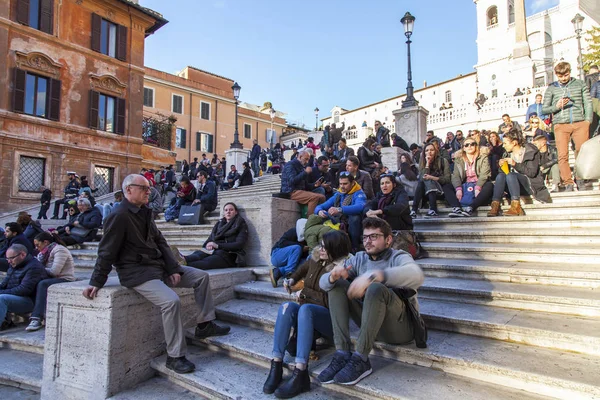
[26,232,76,332]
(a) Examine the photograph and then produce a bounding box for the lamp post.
[571,13,585,80]
[314,107,319,131]
[269,108,276,150]
[230,82,242,149]
[400,12,418,108]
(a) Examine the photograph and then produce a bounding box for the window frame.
[16,0,54,35]
[18,155,46,193]
[13,69,61,121]
[91,13,127,61]
[143,87,155,108]
[172,94,184,114]
[445,90,452,103]
[201,132,214,153]
[200,101,211,120]
[176,127,187,149]
[243,123,252,139]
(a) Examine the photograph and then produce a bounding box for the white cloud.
[530,0,558,13]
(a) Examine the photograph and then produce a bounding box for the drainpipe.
[214,100,218,155]
[188,92,192,163]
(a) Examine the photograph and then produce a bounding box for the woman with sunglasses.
[263,230,352,398]
[448,138,493,217]
[364,174,412,230]
[410,143,453,218]
[524,116,550,143]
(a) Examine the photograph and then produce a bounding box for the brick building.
[143,66,287,167]
[0,0,168,213]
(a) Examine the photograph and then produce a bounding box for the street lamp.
[314,107,319,131]
[269,108,276,150]
[230,82,242,149]
[571,13,585,80]
[400,12,418,108]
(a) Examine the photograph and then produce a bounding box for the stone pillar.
[510,0,534,88]
[381,146,411,172]
[392,106,429,149]
[225,148,250,174]
[233,197,300,267]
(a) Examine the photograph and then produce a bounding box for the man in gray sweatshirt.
[317,217,424,386]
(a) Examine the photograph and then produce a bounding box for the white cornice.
[239,113,287,128]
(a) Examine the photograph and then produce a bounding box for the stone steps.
[107,376,209,400]
[0,326,45,355]
[416,229,600,245]
[230,282,600,355]
[0,349,43,392]
[189,318,595,399]
[420,242,600,264]
[413,214,600,230]
[183,326,548,400]
[415,200,600,217]
[416,258,600,289]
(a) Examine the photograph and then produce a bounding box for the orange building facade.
[143,66,287,167]
[0,0,168,212]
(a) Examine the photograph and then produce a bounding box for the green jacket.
[451,154,491,190]
[542,78,593,125]
[303,214,333,251]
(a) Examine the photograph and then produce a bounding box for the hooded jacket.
[0,254,46,297]
[314,182,367,216]
[503,143,551,203]
[303,214,333,250]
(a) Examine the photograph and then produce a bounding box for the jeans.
[493,171,533,201]
[328,280,412,357]
[312,187,326,197]
[185,251,235,270]
[0,294,34,322]
[271,246,303,277]
[347,214,362,251]
[38,204,50,219]
[252,158,260,178]
[445,181,494,210]
[103,204,114,221]
[272,302,333,365]
[32,278,69,319]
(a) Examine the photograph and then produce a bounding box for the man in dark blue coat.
[0,244,46,330]
[192,171,217,224]
[0,223,35,272]
[280,150,325,215]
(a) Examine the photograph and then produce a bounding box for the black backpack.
[392,287,428,348]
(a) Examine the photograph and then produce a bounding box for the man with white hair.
[83,174,229,374]
[280,150,325,215]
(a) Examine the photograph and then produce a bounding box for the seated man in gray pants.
[318,217,424,385]
[83,174,229,374]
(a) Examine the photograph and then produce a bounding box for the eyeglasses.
[6,254,22,260]
[129,184,151,192]
[464,142,477,148]
[362,233,385,242]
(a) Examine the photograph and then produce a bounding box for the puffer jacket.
[542,78,593,125]
[504,143,551,203]
[303,214,333,250]
[0,254,46,297]
[451,154,491,191]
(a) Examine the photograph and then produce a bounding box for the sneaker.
[564,184,574,192]
[333,354,372,385]
[448,207,463,218]
[461,207,473,217]
[425,209,438,218]
[409,211,417,219]
[25,318,43,332]
[317,351,350,384]
[270,268,282,288]
[194,321,231,339]
[165,356,195,374]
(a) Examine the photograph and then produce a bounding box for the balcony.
[142,113,174,151]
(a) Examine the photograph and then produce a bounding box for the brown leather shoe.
[487,201,502,217]
[504,200,525,216]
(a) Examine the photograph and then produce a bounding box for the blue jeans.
[493,171,533,201]
[312,187,326,197]
[32,278,69,319]
[271,245,303,276]
[0,294,34,322]
[347,214,362,251]
[272,302,333,365]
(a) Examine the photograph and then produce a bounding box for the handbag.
[178,205,201,225]
[70,226,92,238]
[459,182,476,207]
[575,135,600,179]
[391,230,423,259]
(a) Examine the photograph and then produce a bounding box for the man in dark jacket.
[192,171,217,224]
[309,156,336,199]
[51,171,81,219]
[533,132,559,192]
[269,219,307,288]
[391,133,410,152]
[83,174,229,375]
[329,122,345,152]
[0,223,35,272]
[374,121,390,147]
[55,198,102,246]
[250,139,261,178]
[281,150,325,215]
[226,165,241,189]
[0,244,46,330]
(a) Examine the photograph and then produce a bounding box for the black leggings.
[412,181,458,212]
[185,251,234,270]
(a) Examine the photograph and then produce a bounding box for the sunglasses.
[339,171,351,177]
[380,173,395,179]
[464,142,477,148]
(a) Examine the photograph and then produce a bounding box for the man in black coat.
[0,223,35,272]
[51,171,81,219]
[83,174,229,375]
[192,171,217,224]
[0,244,46,330]
[250,139,261,178]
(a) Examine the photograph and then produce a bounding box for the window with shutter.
[116,97,126,134]
[196,132,201,151]
[143,87,154,107]
[13,69,26,113]
[172,94,183,114]
[48,78,61,121]
[244,123,252,139]
[92,14,125,60]
[91,14,102,53]
[14,69,59,120]
[116,25,127,61]
[176,128,186,149]
[16,0,30,26]
[39,0,53,34]
[201,133,214,153]
[89,90,99,128]
[16,0,53,34]
[200,102,210,120]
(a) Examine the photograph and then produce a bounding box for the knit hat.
[296,218,307,242]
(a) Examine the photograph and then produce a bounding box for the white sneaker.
[25,318,43,332]
[448,207,463,218]
[425,209,438,218]
[409,211,417,218]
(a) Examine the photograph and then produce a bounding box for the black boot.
[263,359,283,394]
[274,367,310,399]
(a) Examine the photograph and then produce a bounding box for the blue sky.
[141,0,559,127]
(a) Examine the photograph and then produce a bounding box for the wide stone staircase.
[2,172,600,399]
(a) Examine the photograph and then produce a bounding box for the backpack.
[390,230,423,259]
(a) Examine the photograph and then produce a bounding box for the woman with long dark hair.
[263,230,352,398]
[364,174,412,230]
[357,137,379,173]
[172,202,248,269]
[410,143,453,218]
[397,161,418,198]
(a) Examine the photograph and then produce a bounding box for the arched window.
[508,0,515,24]
[487,6,498,27]
[445,90,452,103]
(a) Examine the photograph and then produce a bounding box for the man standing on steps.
[250,139,261,179]
[82,174,230,375]
[318,217,424,386]
[192,171,217,225]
